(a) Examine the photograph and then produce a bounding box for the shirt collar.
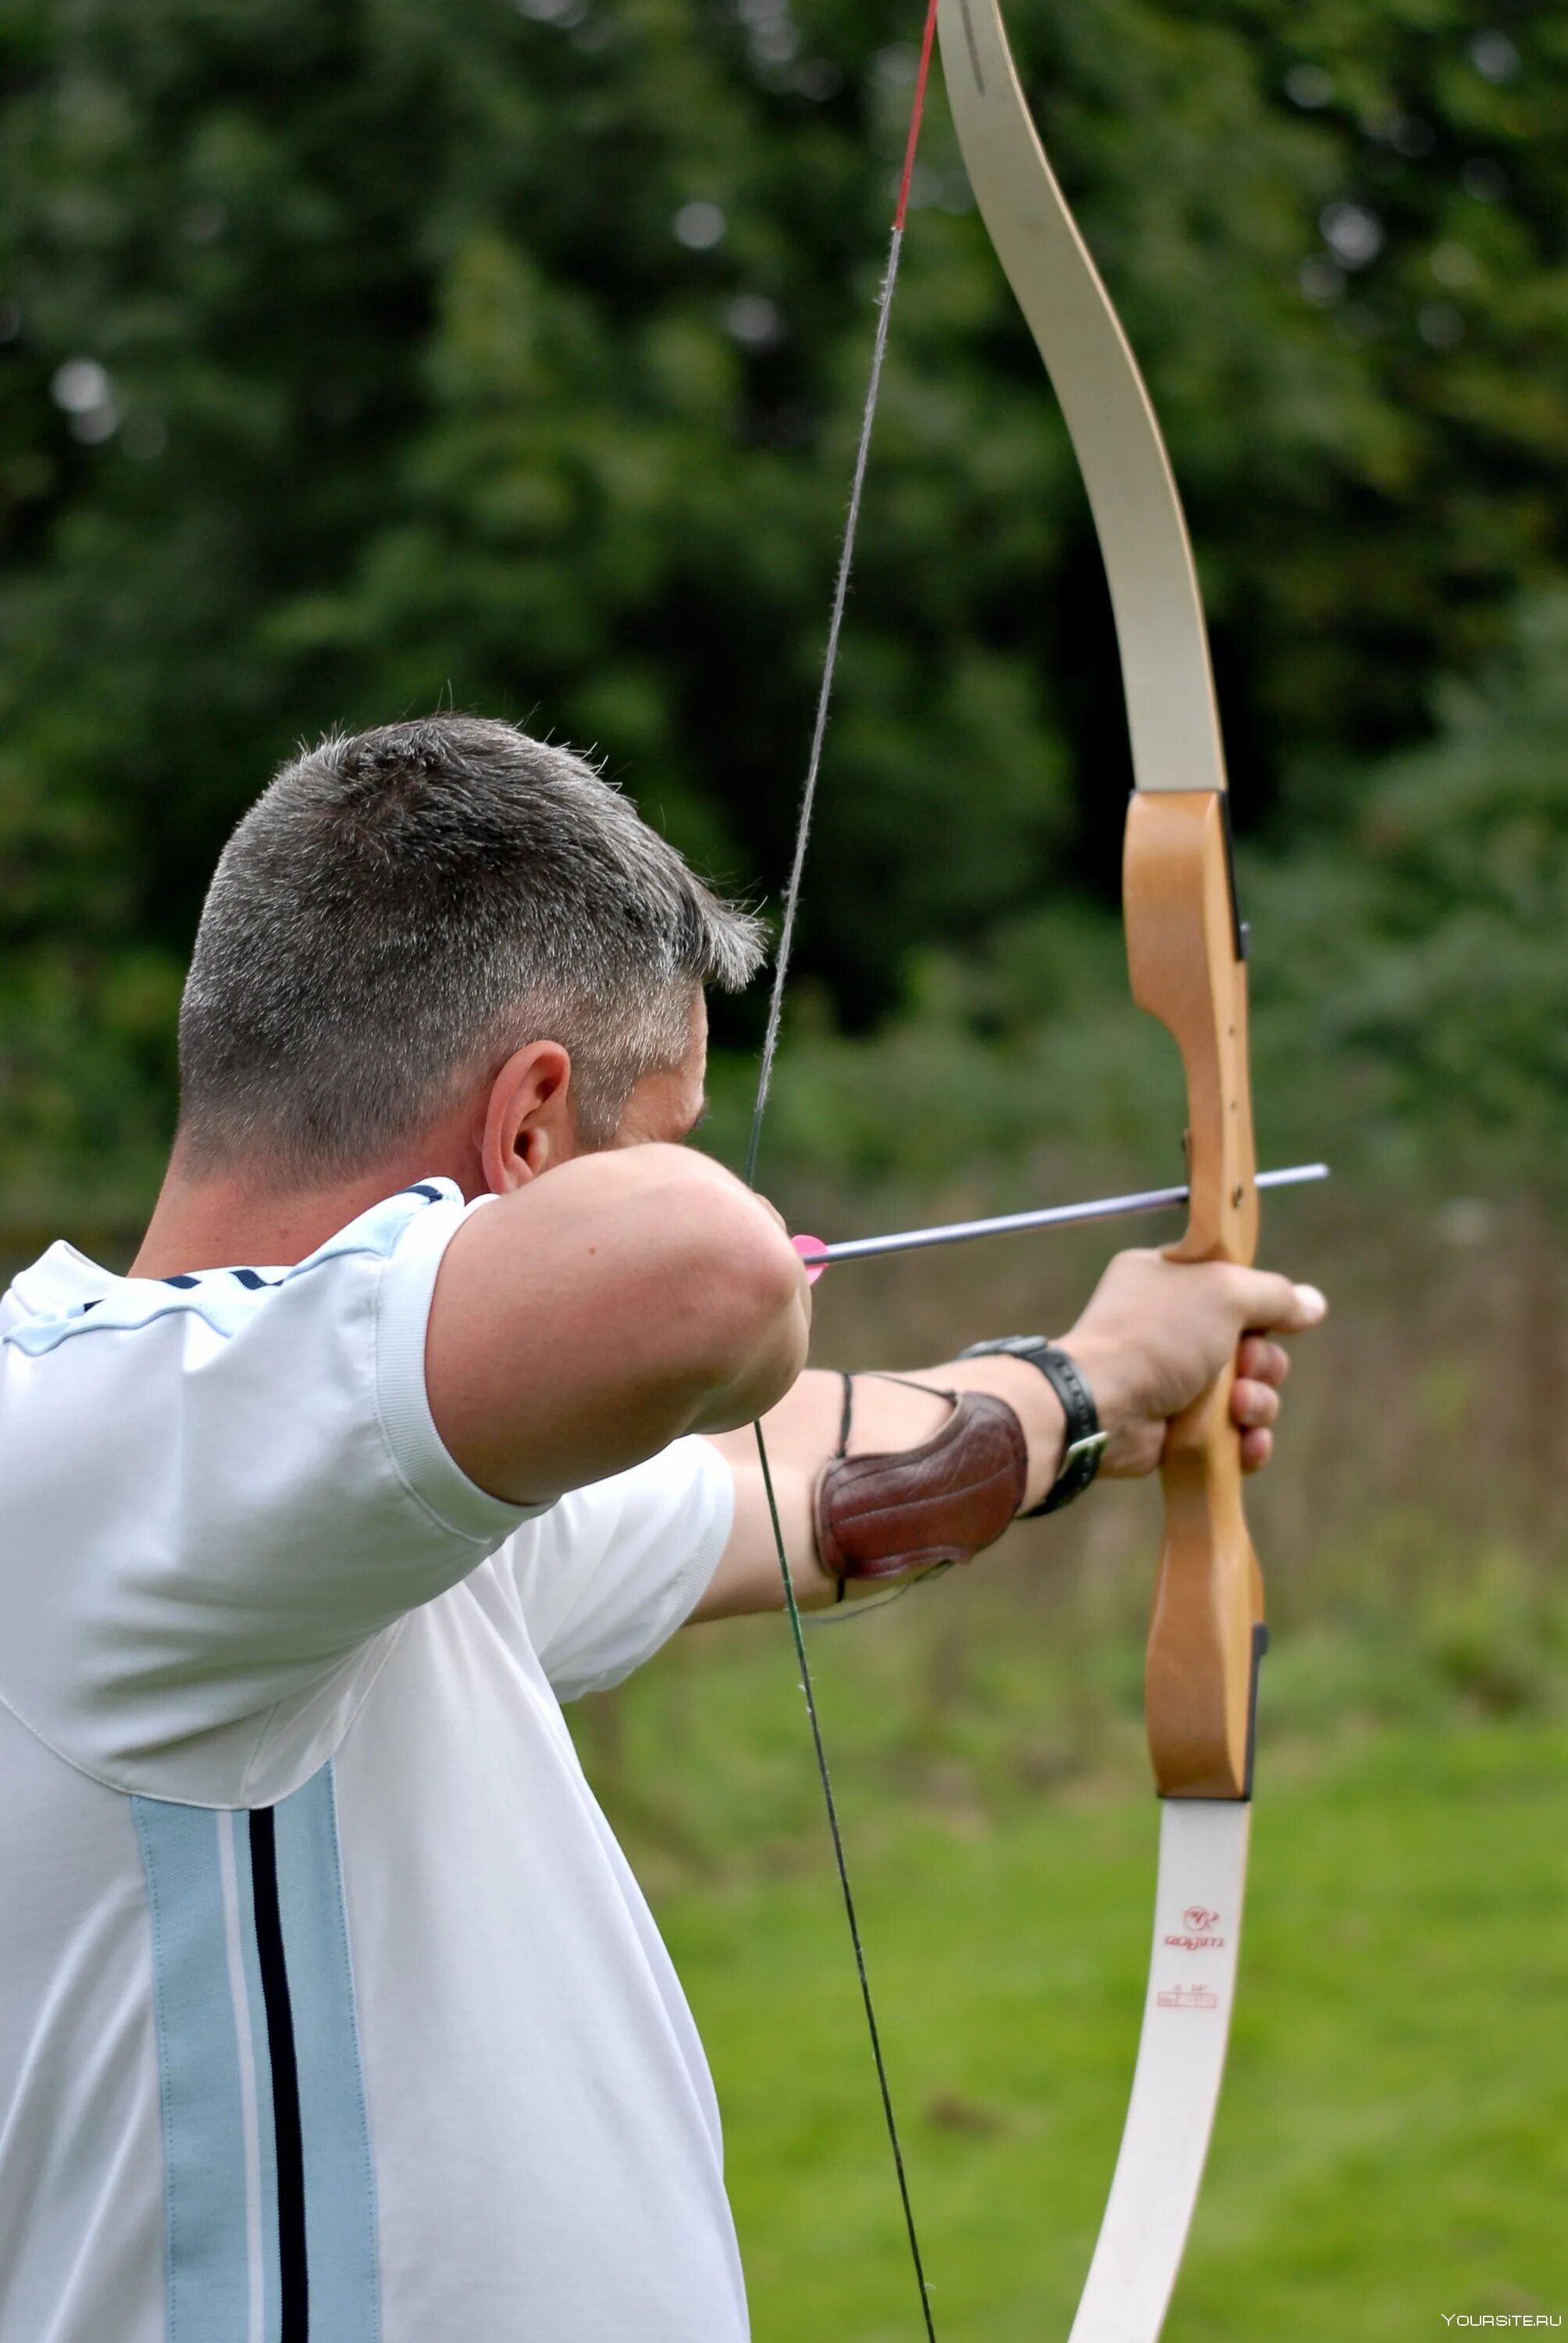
[6,1239,117,1323]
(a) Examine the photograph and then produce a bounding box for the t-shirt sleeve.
[0,1185,538,1801]
[501,1437,735,1702]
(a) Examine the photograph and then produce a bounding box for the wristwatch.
[957,1336,1107,1516]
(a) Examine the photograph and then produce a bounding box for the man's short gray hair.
[177,716,766,1178]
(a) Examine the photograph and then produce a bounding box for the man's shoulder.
[0,1177,529,1806]
[1,1179,467,1363]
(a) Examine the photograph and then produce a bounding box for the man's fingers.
[1236,1333,1291,1389]
[1228,1268,1327,1337]
[1239,1425,1274,1474]
[1231,1375,1281,1432]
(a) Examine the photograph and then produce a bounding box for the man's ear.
[480,1042,576,1193]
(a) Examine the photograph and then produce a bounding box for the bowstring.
[741,6,943,2336]
[742,0,942,1189]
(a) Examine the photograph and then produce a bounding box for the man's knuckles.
[1230,1375,1281,1430]
[1236,1333,1290,1387]
[1239,1427,1274,1474]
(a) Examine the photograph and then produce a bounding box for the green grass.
[586,1688,1568,2340]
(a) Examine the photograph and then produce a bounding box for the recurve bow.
[937,0,1266,2330]
[744,2,1269,2329]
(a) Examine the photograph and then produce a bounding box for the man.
[0,716,1323,2343]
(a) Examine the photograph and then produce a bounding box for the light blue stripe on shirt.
[134,1799,258,2343]
[273,1764,381,2343]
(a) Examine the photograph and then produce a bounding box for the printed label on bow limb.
[1156,1984,1220,2012]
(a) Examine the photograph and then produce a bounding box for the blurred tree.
[0,0,1562,1218]
[736,588,1568,1209]
[1249,587,1568,1193]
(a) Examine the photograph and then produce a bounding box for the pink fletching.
[791,1233,827,1286]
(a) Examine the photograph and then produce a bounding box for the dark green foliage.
[1249,590,1568,1190]
[0,0,1563,1219]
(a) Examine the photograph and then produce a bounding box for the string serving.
[740,2,943,2334]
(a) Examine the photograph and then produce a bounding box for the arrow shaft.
[798,1162,1327,1267]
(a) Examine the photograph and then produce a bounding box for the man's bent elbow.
[679,1195,809,1432]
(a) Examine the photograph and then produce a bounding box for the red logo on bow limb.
[1183,1906,1220,1933]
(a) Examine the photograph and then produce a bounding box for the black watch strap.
[957,1336,1107,1517]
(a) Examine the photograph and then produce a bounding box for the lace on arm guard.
[814,1374,1029,1594]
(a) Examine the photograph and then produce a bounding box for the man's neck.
[131,1145,477,1278]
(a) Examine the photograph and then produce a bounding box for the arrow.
[792,1161,1327,1278]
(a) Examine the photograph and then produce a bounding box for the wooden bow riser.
[1124,790,1261,1799]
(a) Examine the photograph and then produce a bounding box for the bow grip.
[1124,790,1262,1799]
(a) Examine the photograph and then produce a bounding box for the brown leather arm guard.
[814,1375,1029,1590]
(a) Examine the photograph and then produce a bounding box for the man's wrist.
[955,1337,1106,1515]
[1053,1328,1139,1476]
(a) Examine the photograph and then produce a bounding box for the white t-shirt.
[0,1180,745,2343]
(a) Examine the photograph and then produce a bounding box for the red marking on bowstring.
[791,1233,828,1286]
[893,0,943,233]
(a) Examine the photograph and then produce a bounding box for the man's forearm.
[694,1357,1068,1621]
